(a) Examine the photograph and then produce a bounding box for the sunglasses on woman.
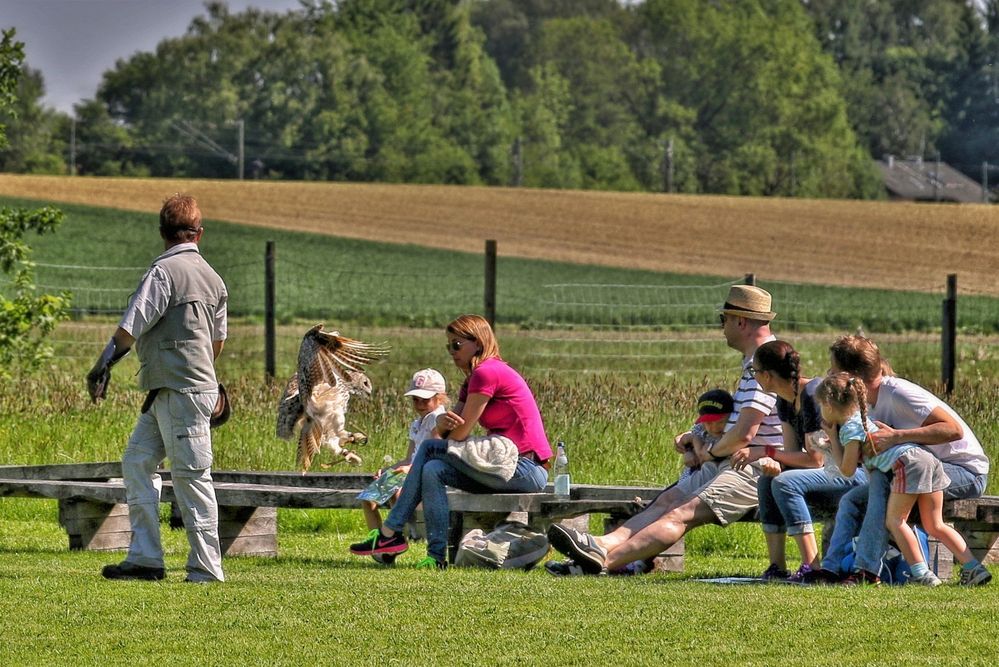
[447,338,474,353]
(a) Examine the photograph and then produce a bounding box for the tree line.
[3,0,999,200]
[0,29,69,376]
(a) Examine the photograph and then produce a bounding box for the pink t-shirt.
[459,357,552,462]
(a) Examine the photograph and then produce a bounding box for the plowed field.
[2,174,997,294]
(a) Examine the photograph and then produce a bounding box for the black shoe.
[544,559,592,576]
[547,524,606,574]
[840,570,880,586]
[372,553,397,566]
[101,561,166,581]
[760,563,790,581]
[799,568,842,585]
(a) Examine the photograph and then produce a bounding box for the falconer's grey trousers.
[121,388,224,582]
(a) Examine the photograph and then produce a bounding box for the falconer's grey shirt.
[119,243,227,393]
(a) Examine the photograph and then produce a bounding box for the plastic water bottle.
[553,441,570,498]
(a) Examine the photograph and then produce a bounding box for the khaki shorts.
[695,460,762,526]
[891,448,951,495]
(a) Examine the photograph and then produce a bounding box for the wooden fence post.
[265,241,276,382]
[744,273,756,286]
[983,161,989,204]
[942,274,957,397]
[484,239,497,328]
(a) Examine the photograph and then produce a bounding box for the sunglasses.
[718,313,727,326]
[447,338,474,353]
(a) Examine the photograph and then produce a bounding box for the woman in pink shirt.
[350,314,551,569]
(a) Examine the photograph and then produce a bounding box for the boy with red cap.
[674,389,734,481]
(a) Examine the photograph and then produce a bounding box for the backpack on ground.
[840,522,932,585]
[454,521,550,571]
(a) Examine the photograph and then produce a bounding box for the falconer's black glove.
[87,338,130,404]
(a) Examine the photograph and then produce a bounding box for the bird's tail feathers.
[297,420,321,472]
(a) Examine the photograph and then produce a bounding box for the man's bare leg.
[603,496,718,570]
[593,484,698,551]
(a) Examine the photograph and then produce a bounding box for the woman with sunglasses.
[349,314,551,569]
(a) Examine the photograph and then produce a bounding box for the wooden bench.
[8,463,990,575]
[0,463,672,566]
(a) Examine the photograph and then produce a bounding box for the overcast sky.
[2,0,304,114]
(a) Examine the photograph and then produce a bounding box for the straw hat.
[720,285,776,322]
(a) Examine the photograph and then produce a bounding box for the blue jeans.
[821,462,987,575]
[384,438,549,562]
[758,468,867,536]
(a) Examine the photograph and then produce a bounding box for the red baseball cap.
[695,389,733,424]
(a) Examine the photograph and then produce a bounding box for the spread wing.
[301,323,390,372]
[297,324,389,399]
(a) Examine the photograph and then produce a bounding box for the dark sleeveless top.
[775,377,822,453]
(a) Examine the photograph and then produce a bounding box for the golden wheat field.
[2,173,998,294]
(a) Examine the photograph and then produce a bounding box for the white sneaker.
[909,570,942,587]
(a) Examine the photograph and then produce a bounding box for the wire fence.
[6,244,999,391]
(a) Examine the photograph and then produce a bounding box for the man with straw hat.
[546,284,782,575]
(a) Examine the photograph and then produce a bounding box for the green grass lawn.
[2,322,999,666]
[1,516,997,666]
[2,198,999,665]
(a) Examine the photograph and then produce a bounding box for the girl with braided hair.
[805,335,990,586]
[816,372,989,586]
[749,341,866,582]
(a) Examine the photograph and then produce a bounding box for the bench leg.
[169,501,184,529]
[447,511,464,564]
[924,531,954,580]
[954,521,999,566]
[58,498,131,551]
[218,506,277,557]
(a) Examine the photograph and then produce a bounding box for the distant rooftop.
[875,156,988,203]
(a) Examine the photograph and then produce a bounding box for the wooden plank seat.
[0,464,663,564]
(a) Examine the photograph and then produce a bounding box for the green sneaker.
[416,556,447,570]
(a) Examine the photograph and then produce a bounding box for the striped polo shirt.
[726,339,782,447]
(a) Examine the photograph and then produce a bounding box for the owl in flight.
[276,324,389,472]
